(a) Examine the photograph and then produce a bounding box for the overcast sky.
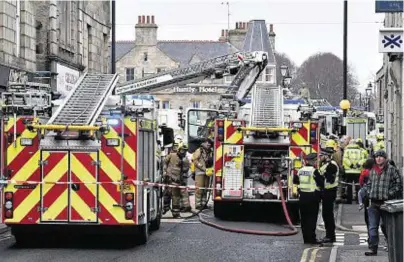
[115,0,385,92]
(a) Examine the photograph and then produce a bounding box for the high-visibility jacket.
[373,141,385,152]
[320,160,339,189]
[343,144,367,174]
[297,166,319,193]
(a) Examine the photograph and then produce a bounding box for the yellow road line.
[300,247,313,262]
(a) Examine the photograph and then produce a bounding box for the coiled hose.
[198,176,298,236]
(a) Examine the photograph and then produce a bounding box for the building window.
[157,68,165,73]
[162,101,170,109]
[144,52,148,61]
[126,68,135,81]
[263,67,275,83]
[190,101,200,108]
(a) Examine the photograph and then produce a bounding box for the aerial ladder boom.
[115,51,268,96]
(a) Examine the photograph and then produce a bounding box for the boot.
[365,249,377,256]
[320,237,336,243]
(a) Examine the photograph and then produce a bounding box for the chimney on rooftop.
[269,24,276,52]
[135,14,158,46]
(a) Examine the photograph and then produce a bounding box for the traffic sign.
[375,1,404,13]
[379,28,403,53]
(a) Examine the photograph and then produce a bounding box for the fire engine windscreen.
[243,147,290,200]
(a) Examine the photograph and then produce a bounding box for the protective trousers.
[180,179,191,212]
[195,174,209,209]
[299,191,320,244]
[321,188,336,239]
[163,183,181,217]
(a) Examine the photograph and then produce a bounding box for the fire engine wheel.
[136,223,149,245]
[150,213,161,231]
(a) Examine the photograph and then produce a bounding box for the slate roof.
[113,40,238,67]
[113,19,276,67]
[242,20,276,63]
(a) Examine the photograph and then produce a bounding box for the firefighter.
[372,134,385,152]
[192,138,214,210]
[319,147,339,243]
[342,140,367,203]
[163,143,190,218]
[325,140,342,169]
[294,152,324,244]
[356,138,369,159]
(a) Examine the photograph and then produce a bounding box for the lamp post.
[280,65,292,89]
[365,82,373,112]
[342,0,348,136]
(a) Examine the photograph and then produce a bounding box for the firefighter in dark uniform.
[319,147,339,243]
[294,152,324,244]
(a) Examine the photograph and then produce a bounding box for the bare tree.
[293,52,359,105]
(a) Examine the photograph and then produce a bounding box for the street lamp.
[365,82,373,112]
[280,65,292,89]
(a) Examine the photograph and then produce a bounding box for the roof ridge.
[158,40,223,43]
[115,40,135,43]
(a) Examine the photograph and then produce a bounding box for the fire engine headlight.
[107,119,119,126]
[5,201,12,209]
[125,202,133,211]
[106,138,120,147]
[20,138,33,146]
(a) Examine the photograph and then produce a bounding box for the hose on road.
[198,176,298,236]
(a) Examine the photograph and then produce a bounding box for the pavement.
[327,203,388,262]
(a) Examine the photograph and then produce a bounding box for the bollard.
[381,199,403,262]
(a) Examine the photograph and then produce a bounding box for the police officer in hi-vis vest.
[319,147,339,243]
[294,152,324,244]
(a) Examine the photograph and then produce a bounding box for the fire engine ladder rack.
[1,82,52,113]
[115,51,268,96]
[251,85,284,127]
[47,73,119,127]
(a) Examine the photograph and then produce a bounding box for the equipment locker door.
[69,152,99,223]
[40,151,69,222]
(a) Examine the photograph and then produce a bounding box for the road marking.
[334,233,345,246]
[161,218,185,223]
[300,247,313,262]
[359,233,368,246]
[329,246,339,262]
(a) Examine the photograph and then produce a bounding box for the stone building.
[375,12,403,169]
[0,1,111,95]
[114,16,277,110]
[0,0,36,88]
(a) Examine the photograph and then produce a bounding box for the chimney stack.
[135,14,158,46]
[268,24,276,52]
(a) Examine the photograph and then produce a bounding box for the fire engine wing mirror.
[161,127,174,146]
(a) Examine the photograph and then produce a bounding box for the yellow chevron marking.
[7,129,38,165]
[96,151,121,181]
[99,185,134,224]
[5,117,18,132]
[215,144,223,177]
[70,191,96,222]
[7,153,68,223]
[124,118,137,137]
[6,151,41,193]
[42,189,68,221]
[106,125,136,171]
[70,153,97,222]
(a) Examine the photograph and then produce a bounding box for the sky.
[115,0,386,92]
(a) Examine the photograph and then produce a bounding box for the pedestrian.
[163,143,191,218]
[294,152,324,244]
[365,149,403,256]
[319,147,339,243]
[192,138,214,210]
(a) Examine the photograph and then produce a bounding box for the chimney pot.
[151,15,155,24]
[270,24,274,32]
[138,16,141,24]
[236,22,239,29]
[141,15,145,24]
[221,29,224,37]
[146,15,150,24]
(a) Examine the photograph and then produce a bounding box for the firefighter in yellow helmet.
[355,138,369,160]
[326,139,342,169]
[163,143,191,218]
[192,138,214,210]
[342,140,367,204]
[373,134,385,152]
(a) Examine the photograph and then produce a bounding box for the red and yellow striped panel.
[224,120,243,144]
[99,117,137,225]
[3,116,40,224]
[289,121,318,159]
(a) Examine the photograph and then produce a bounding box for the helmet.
[178,142,188,151]
[356,138,363,143]
[374,149,387,158]
[325,140,336,149]
[376,134,384,140]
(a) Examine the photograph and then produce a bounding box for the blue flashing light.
[218,127,224,134]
